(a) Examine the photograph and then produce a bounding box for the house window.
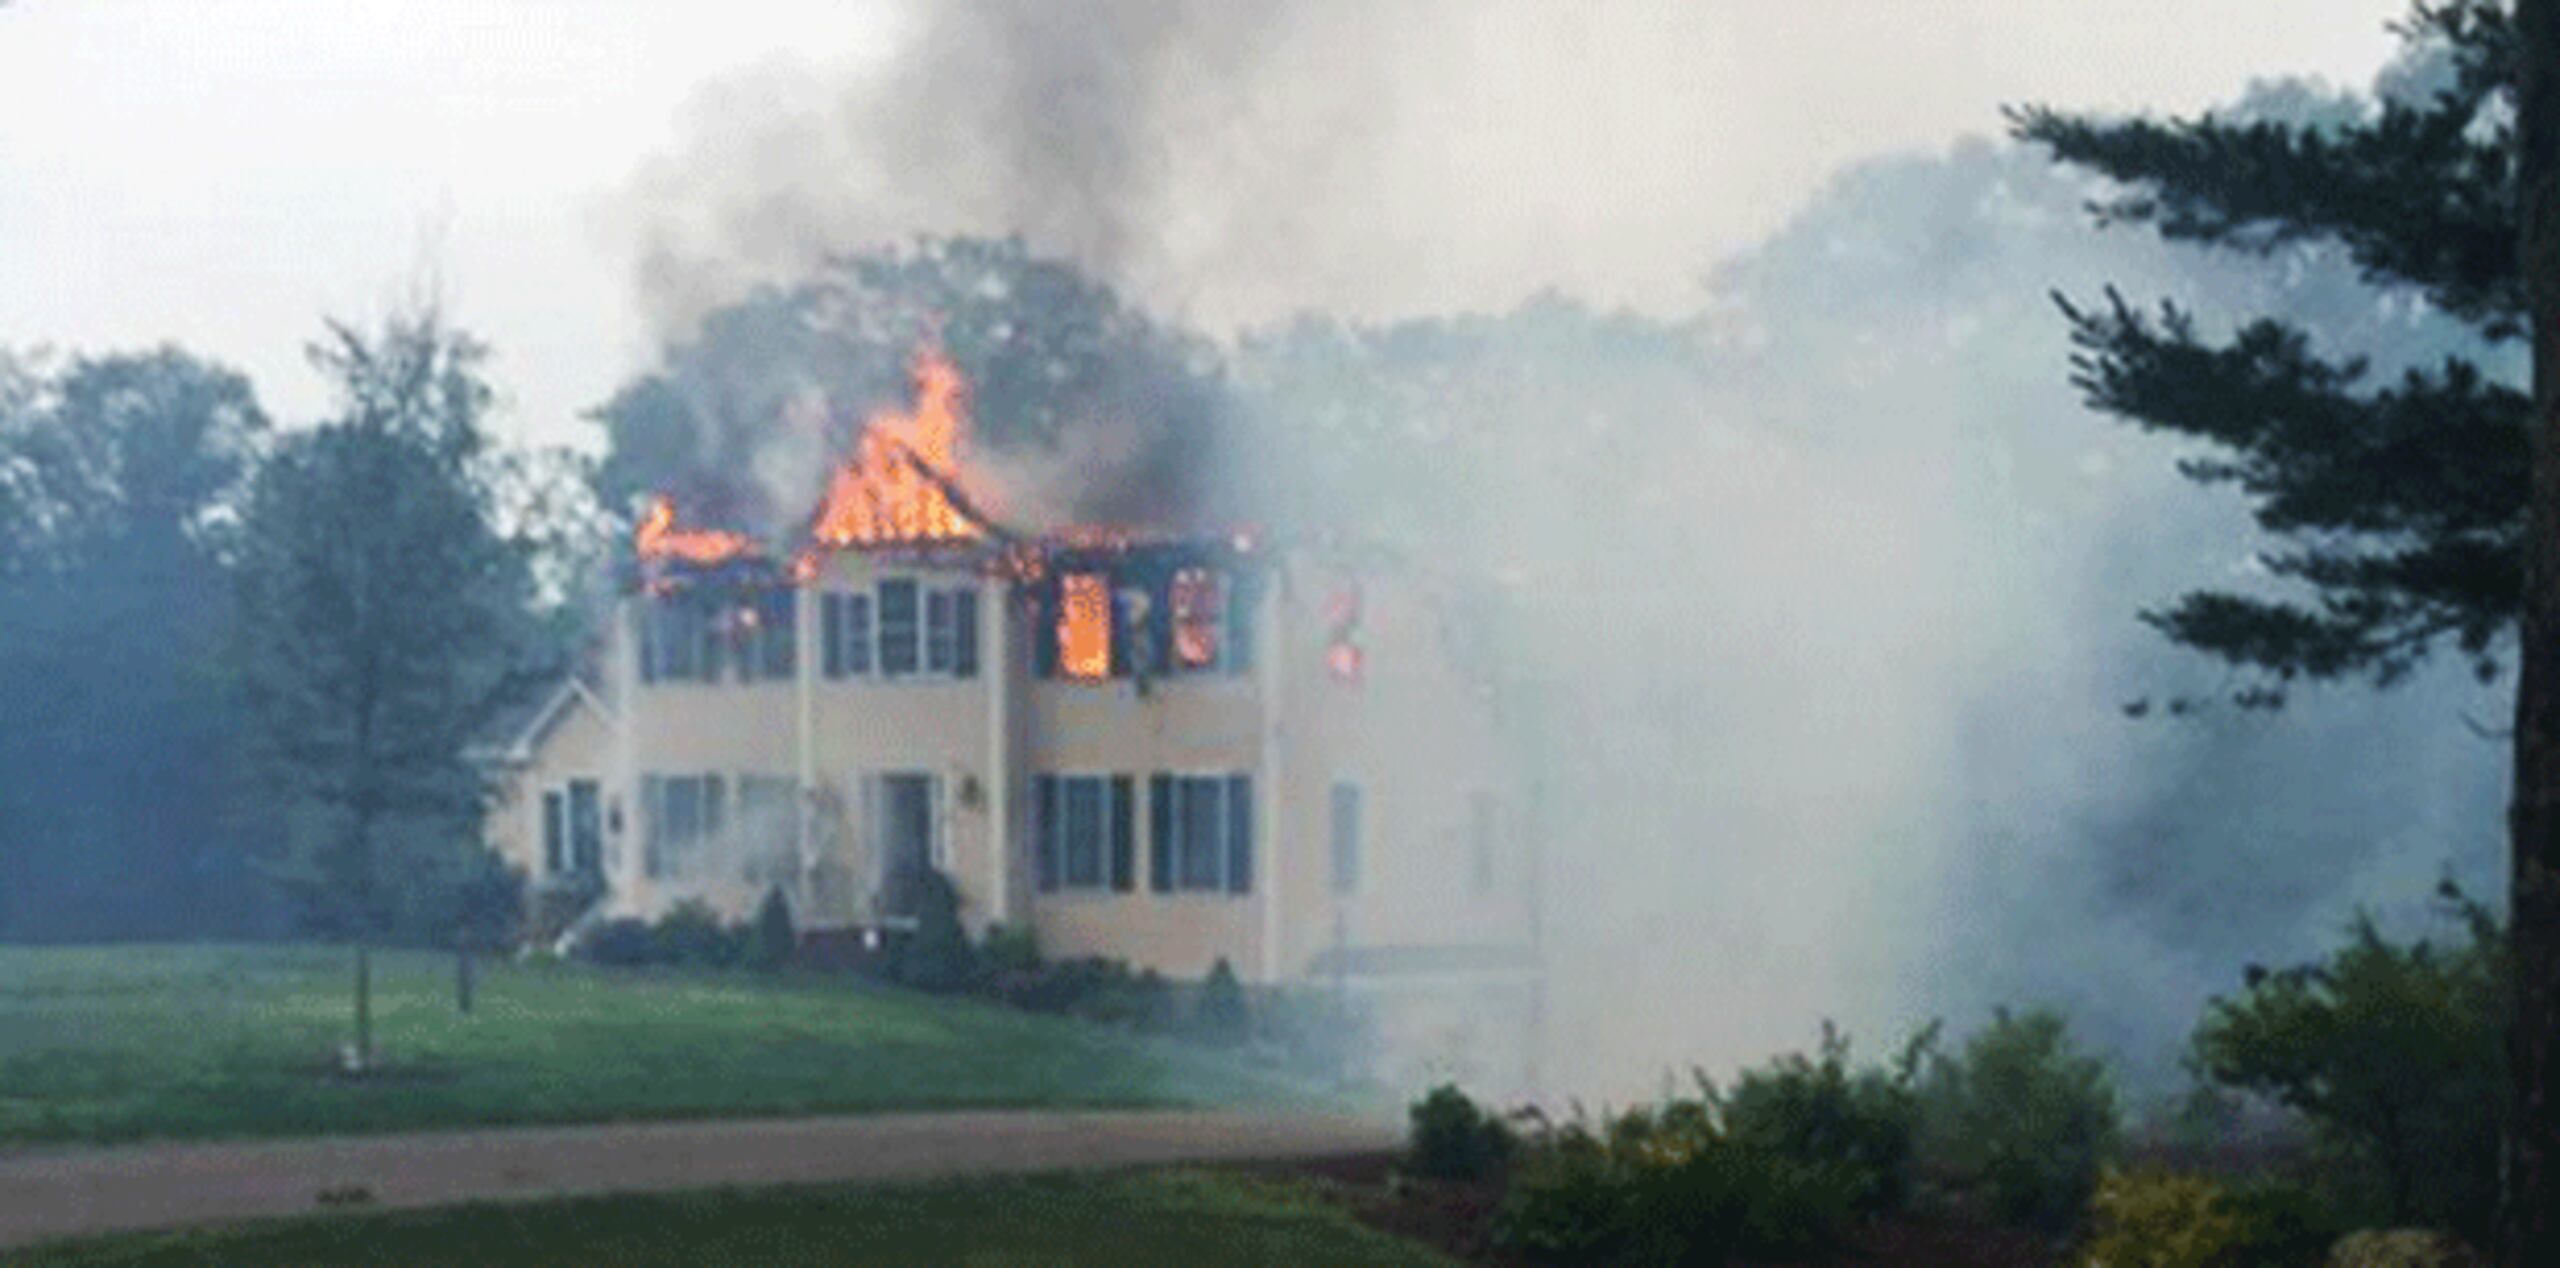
[1148,773,1252,895]
[641,596,719,683]
[567,779,602,874]
[877,579,920,677]
[1169,567,1226,671]
[1329,782,1362,896]
[737,775,798,886]
[1057,573,1111,681]
[1470,791,1498,895]
[754,590,795,679]
[642,773,725,879]
[924,587,980,677]
[822,592,874,678]
[1035,774,1133,893]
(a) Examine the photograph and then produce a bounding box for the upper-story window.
[821,578,977,682]
[1036,562,1254,683]
[639,591,792,684]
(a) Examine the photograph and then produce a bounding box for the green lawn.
[0,944,1318,1147]
[18,1169,1456,1267]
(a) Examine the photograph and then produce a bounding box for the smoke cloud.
[608,5,2508,1102]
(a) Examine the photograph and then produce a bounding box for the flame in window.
[1170,567,1224,669]
[1058,573,1111,680]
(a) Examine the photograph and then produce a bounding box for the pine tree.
[2013,4,2558,1257]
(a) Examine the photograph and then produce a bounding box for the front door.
[872,772,937,921]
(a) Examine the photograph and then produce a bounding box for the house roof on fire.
[464,673,610,768]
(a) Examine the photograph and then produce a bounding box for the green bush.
[885,869,975,993]
[1407,1084,1515,1180]
[744,888,796,973]
[1193,957,1250,1046]
[1918,1006,2120,1231]
[574,916,658,966]
[2075,1169,2338,1268]
[1494,1100,1857,1266]
[653,900,745,969]
[2191,894,2503,1242]
[1717,1020,1931,1213]
[978,922,1042,976]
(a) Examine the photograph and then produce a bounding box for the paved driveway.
[0,1110,1398,1251]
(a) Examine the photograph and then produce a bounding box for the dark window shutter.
[1108,587,1133,678]
[1225,774,1253,894]
[821,594,843,678]
[1034,774,1060,893]
[703,774,725,840]
[1149,573,1176,675]
[1226,574,1256,675]
[541,790,566,874]
[1109,775,1135,892]
[954,589,980,679]
[847,595,873,675]
[1034,581,1060,678]
[1148,774,1175,893]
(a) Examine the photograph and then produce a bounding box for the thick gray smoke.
[613,7,2511,1102]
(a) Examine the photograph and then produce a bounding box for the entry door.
[869,772,938,920]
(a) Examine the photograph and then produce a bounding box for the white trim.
[985,576,1013,923]
[1035,770,1124,895]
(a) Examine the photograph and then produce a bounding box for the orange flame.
[634,495,757,566]
[810,346,986,548]
[1057,573,1112,680]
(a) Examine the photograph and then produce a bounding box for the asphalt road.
[0,1110,1399,1251]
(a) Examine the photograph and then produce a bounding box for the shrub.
[1918,1006,2121,1231]
[885,869,975,993]
[2191,894,2503,1242]
[1718,1020,1931,1214]
[1193,956,1250,1046]
[653,900,745,969]
[2074,1169,2339,1268]
[1494,1101,1857,1266]
[978,922,1042,976]
[575,916,658,967]
[1408,1084,1515,1180]
[743,888,796,973]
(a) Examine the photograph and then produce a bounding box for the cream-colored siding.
[484,544,1537,993]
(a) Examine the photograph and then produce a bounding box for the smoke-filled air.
[6,2,2548,1261]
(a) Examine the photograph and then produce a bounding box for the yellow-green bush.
[2077,1168,2341,1268]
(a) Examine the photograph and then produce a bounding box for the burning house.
[477,349,1542,1089]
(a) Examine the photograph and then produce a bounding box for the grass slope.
[20,1170,1455,1267]
[0,944,1314,1147]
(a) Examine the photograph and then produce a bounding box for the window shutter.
[703,774,726,842]
[847,595,873,675]
[641,776,664,877]
[638,608,658,684]
[1226,573,1256,675]
[821,594,843,679]
[1108,587,1133,678]
[1034,774,1061,893]
[1109,775,1135,892]
[542,790,566,875]
[1225,774,1253,895]
[953,589,980,679]
[1148,774,1175,893]
[1149,573,1175,675]
[1034,581,1060,678]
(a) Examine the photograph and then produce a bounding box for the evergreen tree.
[2013,4,2558,1256]
[228,308,534,1070]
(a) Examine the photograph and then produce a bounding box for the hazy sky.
[2,1,2407,446]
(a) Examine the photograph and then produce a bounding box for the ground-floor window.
[641,774,724,879]
[1149,773,1252,895]
[1034,773,1134,893]
[542,778,603,878]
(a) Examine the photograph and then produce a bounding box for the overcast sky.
[2,1,2408,447]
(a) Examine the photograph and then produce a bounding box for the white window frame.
[1039,771,1124,896]
[1164,770,1246,895]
